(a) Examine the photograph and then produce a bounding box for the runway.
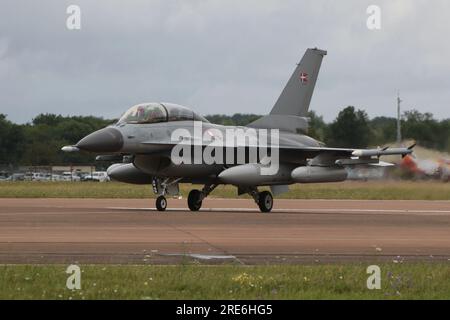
[0,198,449,264]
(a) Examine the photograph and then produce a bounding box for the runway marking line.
[107,207,450,215]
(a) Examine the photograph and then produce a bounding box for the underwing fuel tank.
[291,166,348,183]
[218,163,295,186]
[107,163,153,184]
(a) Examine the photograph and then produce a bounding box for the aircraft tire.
[156,195,167,211]
[258,191,273,213]
[188,190,202,211]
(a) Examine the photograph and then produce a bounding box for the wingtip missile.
[352,146,414,158]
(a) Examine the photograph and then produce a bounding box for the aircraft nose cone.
[76,127,124,152]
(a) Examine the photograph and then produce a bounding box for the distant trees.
[369,116,397,146]
[204,107,449,151]
[324,106,371,148]
[306,111,327,142]
[0,114,114,167]
[323,107,450,151]
[401,110,449,151]
[0,114,25,165]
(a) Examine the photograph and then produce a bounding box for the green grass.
[0,263,448,299]
[0,181,450,200]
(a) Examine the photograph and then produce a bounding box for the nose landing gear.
[152,177,181,212]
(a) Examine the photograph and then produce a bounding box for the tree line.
[0,107,449,167]
[212,107,449,151]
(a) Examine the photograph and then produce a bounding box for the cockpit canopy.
[117,103,208,125]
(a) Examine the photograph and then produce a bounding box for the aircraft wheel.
[188,190,202,211]
[156,195,167,211]
[258,191,273,213]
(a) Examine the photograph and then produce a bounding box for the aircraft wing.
[282,144,413,156]
[140,140,414,165]
[278,145,414,166]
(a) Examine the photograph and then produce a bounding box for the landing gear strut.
[188,184,217,212]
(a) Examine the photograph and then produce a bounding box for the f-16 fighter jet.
[62,48,414,212]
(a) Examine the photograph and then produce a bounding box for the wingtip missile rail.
[351,143,415,158]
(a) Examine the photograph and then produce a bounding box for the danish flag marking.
[300,72,308,84]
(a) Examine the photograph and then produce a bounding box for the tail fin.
[270,48,326,117]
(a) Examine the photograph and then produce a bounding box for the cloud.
[0,0,449,123]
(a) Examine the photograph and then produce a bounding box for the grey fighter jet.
[62,48,414,212]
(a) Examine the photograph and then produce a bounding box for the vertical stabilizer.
[270,48,326,117]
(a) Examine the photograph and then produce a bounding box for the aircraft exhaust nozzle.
[107,163,152,184]
[76,127,124,153]
[291,166,347,183]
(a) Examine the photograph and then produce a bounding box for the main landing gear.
[156,195,167,211]
[245,188,273,213]
[187,184,217,212]
[187,185,273,213]
[257,191,273,213]
[187,190,202,211]
[152,177,218,212]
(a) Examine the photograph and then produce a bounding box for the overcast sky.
[1,0,449,123]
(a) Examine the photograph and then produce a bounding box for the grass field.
[0,263,448,299]
[0,180,449,200]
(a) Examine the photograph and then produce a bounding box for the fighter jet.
[62,48,414,212]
